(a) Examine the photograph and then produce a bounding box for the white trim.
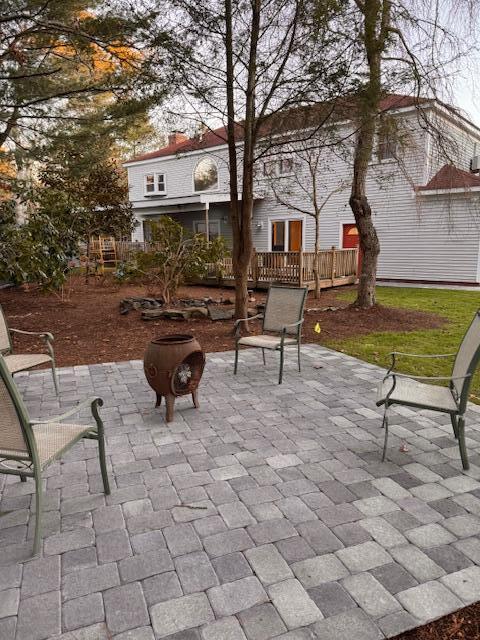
[267,213,306,251]
[337,219,356,248]
[144,172,167,196]
[416,186,480,196]
[192,156,220,194]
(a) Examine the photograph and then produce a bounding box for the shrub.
[137,216,227,303]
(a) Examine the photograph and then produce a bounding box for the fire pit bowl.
[144,334,205,422]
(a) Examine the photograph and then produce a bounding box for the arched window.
[193,157,218,192]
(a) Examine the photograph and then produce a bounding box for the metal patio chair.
[234,285,308,384]
[0,304,59,394]
[377,310,480,470]
[0,355,109,555]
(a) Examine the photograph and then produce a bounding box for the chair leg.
[457,416,469,471]
[381,404,390,462]
[33,467,43,555]
[279,347,284,385]
[451,415,459,440]
[262,348,266,366]
[98,430,110,495]
[234,345,239,375]
[297,342,301,372]
[51,361,59,396]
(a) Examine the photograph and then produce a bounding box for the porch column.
[205,202,210,242]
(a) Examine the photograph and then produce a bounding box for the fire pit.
[144,334,205,422]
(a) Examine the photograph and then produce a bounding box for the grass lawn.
[330,286,480,402]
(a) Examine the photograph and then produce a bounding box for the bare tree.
[344,0,479,307]
[265,134,348,298]
[161,0,351,318]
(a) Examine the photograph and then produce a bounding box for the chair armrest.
[10,328,54,342]
[282,319,304,329]
[384,372,470,383]
[33,397,103,424]
[389,351,455,359]
[234,314,263,337]
[234,314,263,328]
[387,351,455,376]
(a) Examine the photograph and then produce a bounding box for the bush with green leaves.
[137,216,227,303]
[0,203,76,289]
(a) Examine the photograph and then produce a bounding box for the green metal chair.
[377,310,480,470]
[0,304,58,394]
[234,285,308,384]
[0,355,109,555]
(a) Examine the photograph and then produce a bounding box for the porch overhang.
[131,191,264,213]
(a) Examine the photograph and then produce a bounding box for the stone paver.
[244,544,293,585]
[237,602,287,639]
[312,608,383,640]
[5,347,480,639]
[396,581,463,623]
[341,572,402,618]
[267,578,323,628]
[104,582,149,634]
[207,576,268,616]
[151,593,214,638]
[335,541,392,572]
[15,591,61,640]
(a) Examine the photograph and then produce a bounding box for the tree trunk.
[349,0,389,308]
[225,0,259,320]
[349,195,380,307]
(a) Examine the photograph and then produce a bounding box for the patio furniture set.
[1,289,480,559]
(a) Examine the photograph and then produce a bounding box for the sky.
[452,70,480,127]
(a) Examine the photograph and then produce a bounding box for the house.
[123,94,480,286]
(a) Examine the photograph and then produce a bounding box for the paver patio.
[3,344,480,639]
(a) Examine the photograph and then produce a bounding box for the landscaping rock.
[207,305,235,321]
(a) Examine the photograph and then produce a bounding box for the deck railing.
[212,247,358,288]
[86,239,358,289]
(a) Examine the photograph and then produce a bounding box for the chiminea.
[144,335,205,422]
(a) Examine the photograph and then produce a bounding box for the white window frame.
[267,214,306,252]
[193,219,221,238]
[192,157,220,193]
[144,172,167,196]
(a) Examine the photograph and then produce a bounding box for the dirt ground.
[394,602,480,640]
[0,277,443,367]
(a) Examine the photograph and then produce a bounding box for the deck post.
[298,250,304,287]
[251,248,258,286]
[330,246,336,286]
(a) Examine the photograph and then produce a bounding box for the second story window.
[194,157,218,192]
[263,158,293,177]
[377,124,397,161]
[144,173,166,195]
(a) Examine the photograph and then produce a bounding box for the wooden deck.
[204,248,359,290]
[89,240,358,290]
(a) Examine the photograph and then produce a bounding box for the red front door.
[342,224,362,274]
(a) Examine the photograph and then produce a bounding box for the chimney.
[168,131,188,146]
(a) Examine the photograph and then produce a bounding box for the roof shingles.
[419,164,480,191]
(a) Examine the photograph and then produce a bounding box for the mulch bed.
[1,277,478,638]
[393,603,480,639]
[0,277,443,367]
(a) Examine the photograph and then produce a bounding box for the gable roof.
[418,164,480,191]
[125,94,430,164]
